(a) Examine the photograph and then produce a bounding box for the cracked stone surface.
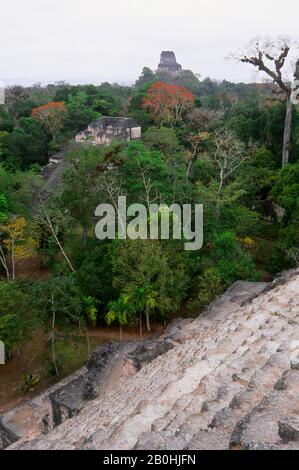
[2,268,299,450]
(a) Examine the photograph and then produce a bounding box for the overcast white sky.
[1,0,299,86]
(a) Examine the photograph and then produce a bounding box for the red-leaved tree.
[142,82,195,127]
[31,102,67,141]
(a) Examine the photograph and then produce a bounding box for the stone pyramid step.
[4,269,299,450]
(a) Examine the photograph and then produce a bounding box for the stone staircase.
[5,269,299,450]
[32,148,68,219]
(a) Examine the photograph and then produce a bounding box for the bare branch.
[235,37,294,95]
[42,202,75,273]
[0,245,10,279]
[209,129,248,194]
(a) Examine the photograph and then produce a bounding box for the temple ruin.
[157,51,182,75]
[75,116,141,146]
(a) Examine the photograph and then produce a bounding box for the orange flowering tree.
[31,102,67,141]
[142,82,195,127]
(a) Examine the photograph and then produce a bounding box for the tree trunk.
[215,171,224,220]
[119,325,123,342]
[43,205,75,272]
[86,328,91,359]
[11,240,15,280]
[0,246,10,279]
[16,347,27,374]
[51,295,59,377]
[139,314,143,340]
[186,154,197,180]
[282,94,292,166]
[145,306,151,332]
[82,224,88,249]
[218,169,224,195]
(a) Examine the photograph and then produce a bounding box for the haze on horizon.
[1,0,299,87]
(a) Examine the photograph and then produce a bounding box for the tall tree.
[105,293,131,341]
[0,280,40,370]
[112,239,189,331]
[142,82,195,127]
[33,275,85,376]
[60,146,101,248]
[236,37,297,166]
[4,117,49,168]
[0,216,37,279]
[31,101,67,142]
[209,129,248,196]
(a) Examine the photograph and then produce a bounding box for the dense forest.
[0,62,298,402]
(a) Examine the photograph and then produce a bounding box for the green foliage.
[191,157,216,185]
[226,99,299,166]
[266,241,295,274]
[33,274,85,331]
[0,108,14,132]
[135,67,156,87]
[3,117,49,169]
[250,147,276,169]
[202,231,260,284]
[74,243,115,317]
[54,83,124,136]
[106,293,131,327]
[112,239,190,319]
[272,162,299,222]
[0,131,9,159]
[44,337,86,377]
[226,94,265,143]
[0,164,43,218]
[196,178,260,237]
[265,162,299,274]
[125,285,157,321]
[1,73,298,388]
[65,91,100,134]
[61,146,104,247]
[143,126,182,158]
[169,70,202,96]
[128,83,153,130]
[0,280,40,354]
[0,193,8,222]
[120,141,192,206]
[22,372,40,393]
[188,267,224,315]
[82,296,98,327]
